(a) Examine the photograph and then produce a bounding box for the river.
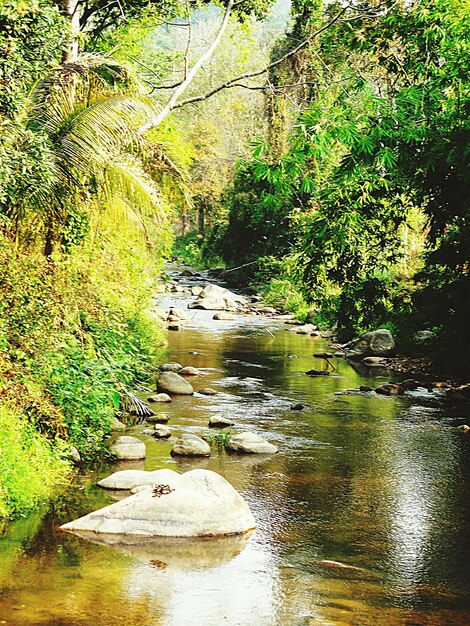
[1,268,470,625]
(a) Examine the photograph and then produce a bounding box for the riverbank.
[0,226,167,519]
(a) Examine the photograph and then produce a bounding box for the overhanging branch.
[139,0,237,133]
[173,4,349,110]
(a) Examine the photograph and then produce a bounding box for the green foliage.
[0,404,70,519]
[172,231,224,268]
[172,231,205,265]
[0,120,56,222]
[0,214,166,471]
[0,0,66,117]
[261,277,310,320]
[215,0,469,349]
[203,430,232,448]
[216,158,300,270]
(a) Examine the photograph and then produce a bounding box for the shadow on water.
[1,269,470,625]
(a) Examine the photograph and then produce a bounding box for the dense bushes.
[209,0,469,355]
[0,218,167,516]
[0,404,70,519]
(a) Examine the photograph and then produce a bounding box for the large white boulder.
[187,283,248,311]
[61,469,256,537]
[98,469,178,490]
[188,296,227,311]
[203,284,247,305]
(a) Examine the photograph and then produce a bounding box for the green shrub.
[0,404,70,518]
[261,278,309,320]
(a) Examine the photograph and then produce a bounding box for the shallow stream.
[1,269,470,625]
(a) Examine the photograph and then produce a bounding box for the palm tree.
[22,53,175,254]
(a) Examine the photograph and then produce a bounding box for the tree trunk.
[198,200,206,234]
[61,0,80,63]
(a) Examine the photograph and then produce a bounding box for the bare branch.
[229,81,316,91]
[139,0,236,133]
[172,4,350,110]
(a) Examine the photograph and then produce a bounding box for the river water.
[1,270,470,626]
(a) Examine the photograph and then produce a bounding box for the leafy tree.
[215,0,469,345]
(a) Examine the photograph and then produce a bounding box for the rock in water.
[111,417,126,431]
[362,356,390,367]
[147,393,172,403]
[157,372,194,395]
[110,436,146,460]
[188,296,227,311]
[179,366,200,376]
[345,328,395,358]
[213,312,236,321]
[375,383,405,396]
[209,416,235,428]
[226,432,278,454]
[146,413,170,424]
[160,362,183,373]
[171,433,210,457]
[98,469,177,490]
[61,469,256,537]
[306,369,330,376]
[153,425,172,439]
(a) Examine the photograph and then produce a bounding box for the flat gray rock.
[170,433,210,457]
[110,436,146,460]
[61,469,256,537]
[157,372,194,395]
[226,432,278,454]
